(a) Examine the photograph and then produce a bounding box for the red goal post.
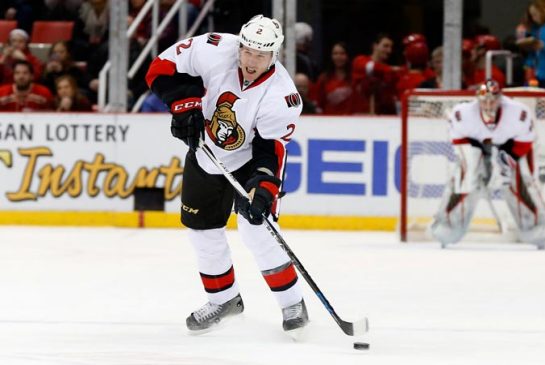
[400,88,545,242]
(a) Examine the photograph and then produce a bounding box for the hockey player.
[430,79,545,249]
[145,15,308,333]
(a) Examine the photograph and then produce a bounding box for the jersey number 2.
[176,39,193,55]
[281,124,295,142]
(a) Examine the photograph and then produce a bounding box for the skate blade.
[284,323,309,342]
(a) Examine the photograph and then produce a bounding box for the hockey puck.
[353,342,370,350]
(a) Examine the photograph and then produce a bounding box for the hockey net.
[400,88,545,242]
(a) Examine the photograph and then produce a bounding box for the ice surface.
[0,226,544,365]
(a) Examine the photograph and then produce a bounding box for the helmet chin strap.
[268,52,278,69]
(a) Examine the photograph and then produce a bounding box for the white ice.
[0,226,544,365]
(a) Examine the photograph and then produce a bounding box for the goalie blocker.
[430,80,545,249]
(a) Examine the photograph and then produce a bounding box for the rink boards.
[1,113,401,229]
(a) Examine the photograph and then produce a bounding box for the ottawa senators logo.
[205,91,245,150]
[284,93,301,108]
[207,33,222,46]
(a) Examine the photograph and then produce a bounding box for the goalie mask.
[239,14,284,68]
[477,79,501,129]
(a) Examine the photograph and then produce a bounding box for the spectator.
[295,22,319,82]
[351,33,397,114]
[42,0,83,21]
[498,36,525,87]
[420,46,443,88]
[41,41,89,93]
[86,39,151,106]
[517,1,545,84]
[72,0,109,61]
[0,29,43,84]
[466,34,506,88]
[1,1,44,33]
[128,0,151,47]
[0,60,53,111]
[314,42,354,115]
[396,38,430,96]
[157,0,181,52]
[140,92,168,112]
[294,73,320,114]
[53,74,92,111]
[462,39,476,88]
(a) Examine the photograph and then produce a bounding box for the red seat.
[30,21,74,43]
[0,20,17,44]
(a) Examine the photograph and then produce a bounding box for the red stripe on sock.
[263,264,297,290]
[200,267,235,292]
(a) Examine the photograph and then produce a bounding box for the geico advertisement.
[0,113,402,215]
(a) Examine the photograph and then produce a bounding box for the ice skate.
[186,294,244,333]
[282,299,309,339]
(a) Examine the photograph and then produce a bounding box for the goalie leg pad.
[502,157,545,246]
[430,148,485,245]
[452,143,487,194]
[429,185,481,245]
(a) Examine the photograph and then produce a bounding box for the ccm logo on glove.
[171,98,202,113]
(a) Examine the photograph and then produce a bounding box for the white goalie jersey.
[448,95,535,149]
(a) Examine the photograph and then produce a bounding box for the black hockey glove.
[170,98,204,151]
[237,174,282,225]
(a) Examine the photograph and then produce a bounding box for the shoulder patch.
[207,33,222,46]
[520,110,527,122]
[454,110,462,122]
[284,93,301,108]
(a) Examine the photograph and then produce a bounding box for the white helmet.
[239,15,284,65]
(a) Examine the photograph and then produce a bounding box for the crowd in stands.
[0,0,542,115]
[296,0,545,115]
[0,0,195,112]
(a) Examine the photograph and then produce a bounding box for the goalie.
[430,80,545,249]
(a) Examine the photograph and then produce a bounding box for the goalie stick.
[199,141,369,336]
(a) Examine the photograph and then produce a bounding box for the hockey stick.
[199,141,369,336]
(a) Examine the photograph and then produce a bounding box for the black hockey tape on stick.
[199,140,369,336]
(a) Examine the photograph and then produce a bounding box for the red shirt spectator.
[467,34,506,88]
[0,29,43,84]
[396,41,430,97]
[314,42,354,115]
[351,34,398,114]
[466,66,506,89]
[0,60,53,112]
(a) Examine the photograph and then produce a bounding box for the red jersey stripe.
[145,58,177,88]
[452,138,470,145]
[512,141,532,158]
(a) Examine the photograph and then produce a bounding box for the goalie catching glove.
[170,97,205,151]
[237,174,281,225]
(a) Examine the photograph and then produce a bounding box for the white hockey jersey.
[448,95,535,151]
[150,33,302,176]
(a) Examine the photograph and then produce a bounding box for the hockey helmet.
[476,79,502,127]
[404,42,429,67]
[402,33,426,47]
[239,15,284,66]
